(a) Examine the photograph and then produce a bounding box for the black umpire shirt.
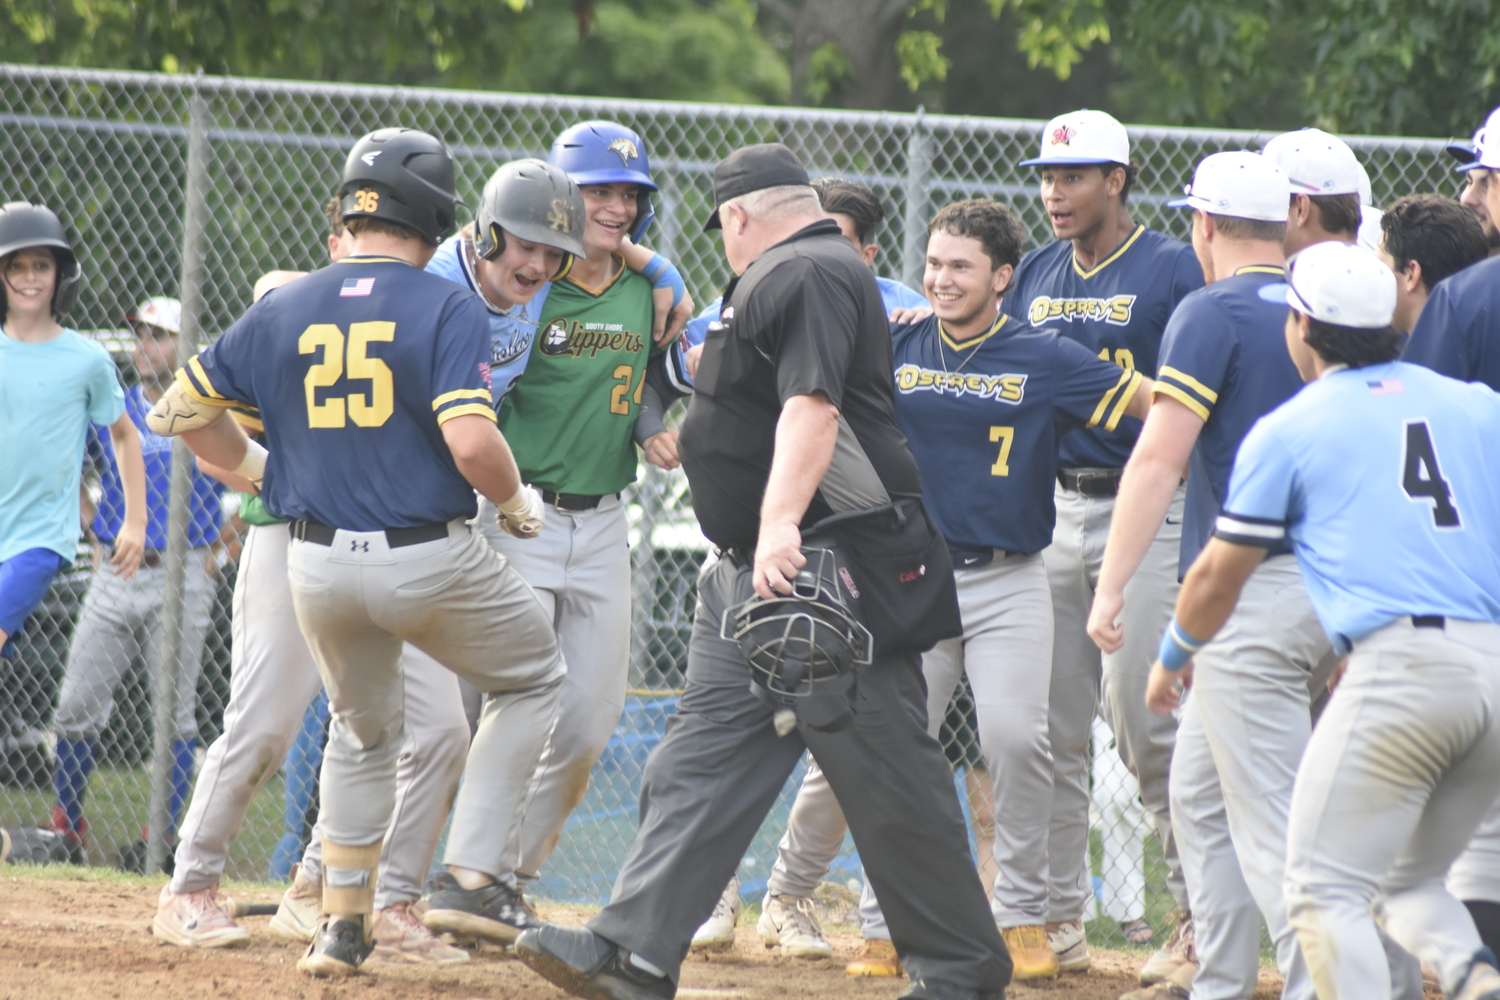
[680,219,923,552]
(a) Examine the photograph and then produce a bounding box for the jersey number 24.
[300,322,394,428]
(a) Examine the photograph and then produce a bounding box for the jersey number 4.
[299,322,395,428]
[1401,421,1461,529]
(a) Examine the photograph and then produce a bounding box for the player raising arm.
[1146,241,1500,1000]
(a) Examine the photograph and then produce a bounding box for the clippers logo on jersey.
[538,318,644,359]
[1050,125,1077,148]
[1027,294,1137,326]
[608,138,639,165]
[894,364,1028,404]
[340,277,376,298]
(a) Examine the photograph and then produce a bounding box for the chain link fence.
[0,64,1461,945]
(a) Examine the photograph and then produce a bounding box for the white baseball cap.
[1467,105,1500,170]
[1256,241,1396,328]
[126,296,182,335]
[1167,151,1290,222]
[1260,128,1364,196]
[1356,205,1384,253]
[1020,110,1130,167]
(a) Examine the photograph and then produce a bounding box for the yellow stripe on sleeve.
[432,388,493,410]
[1086,369,1133,429]
[186,357,228,400]
[1157,365,1219,405]
[1152,382,1212,422]
[1104,370,1145,431]
[436,403,499,425]
[173,368,236,408]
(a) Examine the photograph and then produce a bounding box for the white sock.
[628,952,666,978]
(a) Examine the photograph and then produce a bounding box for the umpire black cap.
[473,159,587,280]
[339,128,459,246]
[704,143,810,231]
[0,201,84,317]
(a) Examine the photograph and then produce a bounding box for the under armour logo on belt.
[350,539,370,552]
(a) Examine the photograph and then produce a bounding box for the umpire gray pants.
[287,520,563,853]
[588,555,1011,990]
[1044,482,1187,920]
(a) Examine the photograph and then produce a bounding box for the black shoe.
[421,870,542,945]
[296,917,373,978]
[515,924,675,1000]
[899,979,1006,1000]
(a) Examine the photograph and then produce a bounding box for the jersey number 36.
[299,322,395,428]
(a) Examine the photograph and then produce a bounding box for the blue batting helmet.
[549,121,657,241]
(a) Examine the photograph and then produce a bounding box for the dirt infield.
[0,870,1287,1000]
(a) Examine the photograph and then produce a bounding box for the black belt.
[289,519,450,548]
[1343,615,1445,652]
[1058,467,1123,497]
[540,490,617,512]
[721,546,753,568]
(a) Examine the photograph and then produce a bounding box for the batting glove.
[497,484,546,539]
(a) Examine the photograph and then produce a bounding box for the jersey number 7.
[1401,421,1461,529]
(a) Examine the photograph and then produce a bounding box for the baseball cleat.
[1001,924,1060,980]
[422,870,542,945]
[151,885,251,948]
[1047,918,1091,973]
[515,924,675,1000]
[1119,958,1195,1000]
[1139,911,1195,985]
[370,901,470,965]
[898,979,1006,1000]
[267,864,321,943]
[1455,952,1500,1000]
[757,892,833,959]
[297,917,373,978]
[846,938,903,977]
[690,875,741,952]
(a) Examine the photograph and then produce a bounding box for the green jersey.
[500,260,659,495]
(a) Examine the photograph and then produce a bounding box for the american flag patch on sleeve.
[340,277,376,297]
[1367,377,1403,395]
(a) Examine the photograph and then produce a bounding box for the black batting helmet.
[339,128,459,246]
[473,159,587,281]
[0,202,84,317]
[721,547,873,702]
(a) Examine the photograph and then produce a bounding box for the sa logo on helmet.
[548,198,574,232]
[608,138,639,166]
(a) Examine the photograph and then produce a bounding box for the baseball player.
[1087,151,1329,1000]
[1001,109,1203,979]
[1376,195,1488,335]
[1,202,145,674]
[1446,128,1500,256]
[50,296,223,867]
[1260,128,1364,257]
[156,180,545,964]
[1155,240,1500,1000]
[147,127,566,977]
[513,140,1010,1000]
[1404,106,1500,389]
[422,122,694,945]
[688,177,930,956]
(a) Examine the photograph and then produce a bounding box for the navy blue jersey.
[1403,254,1500,391]
[1002,225,1203,468]
[1154,266,1303,576]
[891,314,1143,555]
[179,255,496,530]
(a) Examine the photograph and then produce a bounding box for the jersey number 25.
[299,322,395,429]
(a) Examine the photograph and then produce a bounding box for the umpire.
[515,144,1011,1000]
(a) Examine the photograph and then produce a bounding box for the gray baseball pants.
[1286,618,1500,1000]
[1044,481,1187,920]
[1448,795,1500,904]
[588,555,1011,990]
[53,548,215,741]
[764,552,1054,933]
[170,524,473,909]
[286,520,563,858]
[465,494,630,883]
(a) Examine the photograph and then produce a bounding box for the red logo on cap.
[1051,125,1077,147]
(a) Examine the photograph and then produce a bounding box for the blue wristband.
[643,253,687,308]
[1157,618,1207,672]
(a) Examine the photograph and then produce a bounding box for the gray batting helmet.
[338,128,459,246]
[0,202,83,317]
[473,159,587,280]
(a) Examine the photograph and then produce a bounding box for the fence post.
[901,108,932,290]
[147,82,210,876]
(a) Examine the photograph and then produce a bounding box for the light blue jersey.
[425,236,550,407]
[1215,360,1500,650]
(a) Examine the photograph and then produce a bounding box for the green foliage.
[897,30,949,91]
[803,40,854,105]
[987,0,1110,80]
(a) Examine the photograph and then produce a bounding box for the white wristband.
[233,440,269,485]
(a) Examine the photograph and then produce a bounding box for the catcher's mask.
[721,547,872,733]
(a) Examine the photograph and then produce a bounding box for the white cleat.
[268,864,322,943]
[151,884,251,948]
[757,891,833,959]
[690,875,742,952]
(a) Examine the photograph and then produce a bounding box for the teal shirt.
[0,328,126,562]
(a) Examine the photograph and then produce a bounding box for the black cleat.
[296,917,373,978]
[899,979,1006,1000]
[421,870,542,945]
[515,924,675,1000]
